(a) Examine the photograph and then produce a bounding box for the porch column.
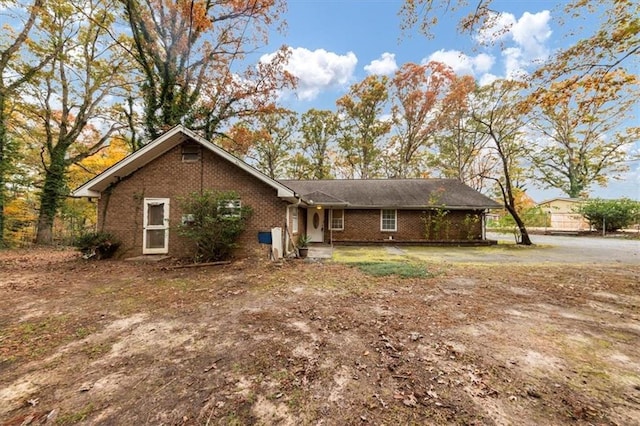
[482,210,487,240]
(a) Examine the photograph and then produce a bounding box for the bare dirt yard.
[1,243,639,425]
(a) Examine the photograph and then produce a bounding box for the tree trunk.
[483,166,533,246]
[504,202,532,245]
[0,92,6,248]
[35,149,67,245]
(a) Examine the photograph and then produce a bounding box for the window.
[330,209,344,230]
[381,209,397,231]
[218,199,241,218]
[181,143,201,162]
[291,207,299,233]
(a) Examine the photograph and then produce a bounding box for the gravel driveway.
[360,232,640,265]
[489,232,640,265]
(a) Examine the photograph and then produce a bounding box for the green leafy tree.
[243,110,297,179]
[19,0,127,244]
[336,75,391,179]
[0,0,58,246]
[578,198,640,232]
[178,190,252,262]
[530,69,639,198]
[299,109,338,179]
[285,152,313,180]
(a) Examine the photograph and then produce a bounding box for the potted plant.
[297,234,312,258]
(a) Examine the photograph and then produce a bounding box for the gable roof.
[281,179,501,209]
[72,125,298,200]
[537,197,585,205]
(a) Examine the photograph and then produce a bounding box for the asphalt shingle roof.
[280,179,501,210]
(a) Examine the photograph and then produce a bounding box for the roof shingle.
[280,179,501,209]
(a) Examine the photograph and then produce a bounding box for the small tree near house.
[178,190,252,262]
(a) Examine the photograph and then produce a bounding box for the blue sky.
[256,0,639,201]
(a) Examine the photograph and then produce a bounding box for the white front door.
[143,198,170,254]
[307,207,324,242]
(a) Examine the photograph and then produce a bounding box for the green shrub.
[577,198,640,232]
[75,232,121,259]
[177,190,252,262]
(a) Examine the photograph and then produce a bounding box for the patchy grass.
[331,246,433,278]
[1,248,640,425]
[82,342,112,359]
[331,246,391,263]
[347,261,432,278]
[1,315,74,362]
[56,403,94,425]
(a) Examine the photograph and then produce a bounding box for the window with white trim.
[380,209,397,231]
[218,199,241,218]
[330,209,344,230]
[292,207,299,233]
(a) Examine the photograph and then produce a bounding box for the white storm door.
[307,207,324,242]
[143,198,170,254]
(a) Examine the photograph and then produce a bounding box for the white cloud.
[475,10,552,78]
[476,12,517,44]
[261,47,357,101]
[364,52,398,76]
[425,49,495,77]
[502,47,527,79]
[511,11,552,59]
[478,73,499,86]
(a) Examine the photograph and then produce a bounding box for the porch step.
[125,255,171,262]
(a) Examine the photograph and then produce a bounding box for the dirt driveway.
[1,247,639,425]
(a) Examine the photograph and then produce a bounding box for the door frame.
[306,207,324,243]
[143,198,170,254]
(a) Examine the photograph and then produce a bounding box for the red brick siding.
[97,143,289,258]
[328,209,483,242]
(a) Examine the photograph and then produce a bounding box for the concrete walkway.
[385,246,405,255]
[307,245,333,259]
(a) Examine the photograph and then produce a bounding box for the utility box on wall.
[257,231,272,245]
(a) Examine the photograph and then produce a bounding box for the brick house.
[73,126,500,258]
[282,179,501,245]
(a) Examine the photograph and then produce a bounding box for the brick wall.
[97,143,289,259]
[329,208,483,242]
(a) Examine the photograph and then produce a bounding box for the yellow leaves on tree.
[67,136,129,191]
[4,197,38,247]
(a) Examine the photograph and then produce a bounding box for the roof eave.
[71,188,101,198]
[307,202,350,207]
[342,204,501,209]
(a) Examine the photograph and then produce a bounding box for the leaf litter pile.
[1,248,639,425]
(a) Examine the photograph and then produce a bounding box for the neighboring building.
[536,198,590,231]
[73,126,501,259]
